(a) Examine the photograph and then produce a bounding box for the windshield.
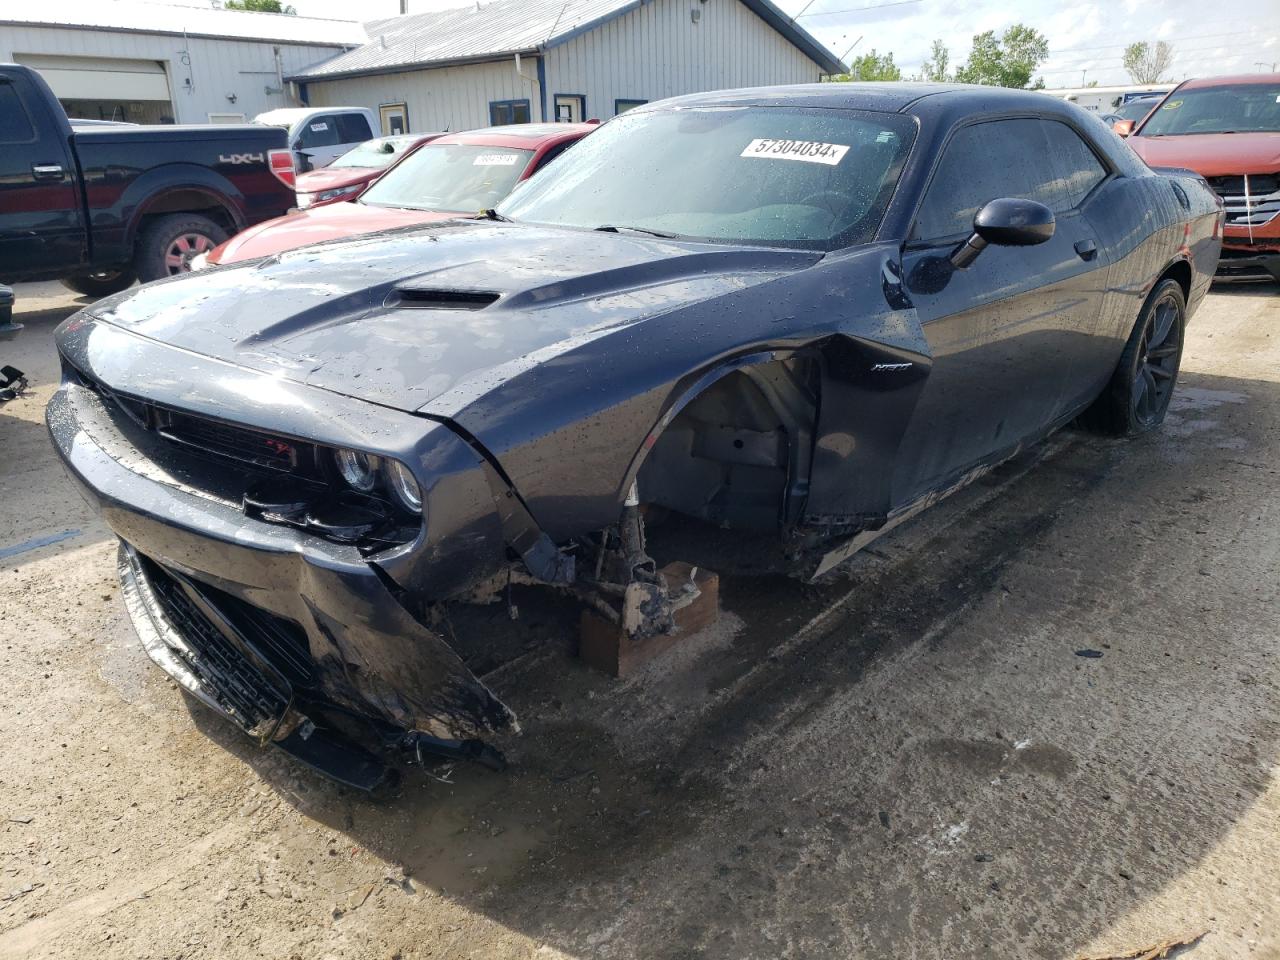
[496,106,917,250]
[1115,98,1160,122]
[1139,84,1280,136]
[330,137,420,170]
[359,143,534,212]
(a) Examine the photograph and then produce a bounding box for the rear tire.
[134,214,227,283]
[60,270,136,298]
[1080,277,1185,436]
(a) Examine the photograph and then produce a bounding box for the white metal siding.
[305,58,544,132]
[0,24,347,123]
[544,0,822,117]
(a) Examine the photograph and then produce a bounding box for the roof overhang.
[289,48,541,83]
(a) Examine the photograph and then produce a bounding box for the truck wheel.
[134,214,227,282]
[60,270,137,298]
[1079,277,1185,436]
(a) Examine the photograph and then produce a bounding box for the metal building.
[292,0,844,135]
[0,0,363,125]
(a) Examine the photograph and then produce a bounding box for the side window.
[336,112,372,143]
[912,119,1046,240]
[1039,120,1108,210]
[296,116,340,150]
[913,118,1108,241]
[532,140,574,171]
[0,82,35,143]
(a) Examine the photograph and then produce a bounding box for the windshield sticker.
[473,153,521,166]
[1161,100,1182,110]
[741,138,850,166]
[309,121,329,131]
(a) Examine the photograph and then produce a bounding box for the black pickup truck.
[1,64,297,296]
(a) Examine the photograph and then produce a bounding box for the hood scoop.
[389,287,500,311]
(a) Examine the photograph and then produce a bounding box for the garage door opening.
[14,53,175,124]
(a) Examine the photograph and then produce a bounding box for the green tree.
[916,39,951,82]
[224,0,297,13]
[1123,41,1174,84]
[952,24,1049,88]
[829,49,903,82]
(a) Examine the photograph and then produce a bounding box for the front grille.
[188,576,316,685]
[74,367,321,480]
[156,408,305,473]
[1204,173,1280,227]
[140,555,290,728]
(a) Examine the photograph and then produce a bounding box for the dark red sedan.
[294,133,444,209]
[200,123,596,267]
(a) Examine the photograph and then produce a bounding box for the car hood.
[211,202,458,264]
[296,166,380,194]
[1128,132,1280,175]
[87,221,819,413]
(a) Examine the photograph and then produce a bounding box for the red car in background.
[1122,74,1280,282]
[198,123,596,267]
[295,133,444,209]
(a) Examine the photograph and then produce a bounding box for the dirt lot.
[0,280,1277,960]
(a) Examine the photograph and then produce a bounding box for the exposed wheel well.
[134,190,239,240]
[1160,258,1192,302]
[635,357,819,533]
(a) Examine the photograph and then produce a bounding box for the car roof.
[1177,73,1280,90]
[254,106,369,125]
[431,122,596,148]
[635,82,1064,115]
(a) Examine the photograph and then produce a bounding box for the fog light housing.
[386,460,422,514]
[334,448,379,492]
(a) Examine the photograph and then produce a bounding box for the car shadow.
[187,366,1278,958]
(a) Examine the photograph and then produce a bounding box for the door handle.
[32,163,64,181]
[1074,239,1098,261]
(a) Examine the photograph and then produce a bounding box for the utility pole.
[1256,61,1277,72]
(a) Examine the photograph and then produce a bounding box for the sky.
[183,0,1280,89]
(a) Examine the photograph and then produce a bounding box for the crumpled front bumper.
[46,348,518,787]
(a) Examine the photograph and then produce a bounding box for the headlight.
[295,193,314,209]
[334,448,379,492]
[190,252,210,271]
[386,460,422,514]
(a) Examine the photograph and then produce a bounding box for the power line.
[1048,30,1260,55]
[1042,40,1280,71]
[797,0,921,18]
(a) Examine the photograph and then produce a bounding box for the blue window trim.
[614,98,648,116]
[489,98,532,125]
[552,92,587,122]
[536,57,548,122]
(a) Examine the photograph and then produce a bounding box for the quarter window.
[913,118,1107,240]
[336,112,373,143]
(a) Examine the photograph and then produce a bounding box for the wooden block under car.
[578,561,719,678]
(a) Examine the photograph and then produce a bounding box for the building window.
[553,94,586,123]
[614,99,647,115]
[489,99,531,125]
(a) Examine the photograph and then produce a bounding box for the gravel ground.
[0,280,1276,960]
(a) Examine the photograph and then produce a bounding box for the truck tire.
[60,270,137,298]
[1079,277,1185,436]
[134,214,227,283]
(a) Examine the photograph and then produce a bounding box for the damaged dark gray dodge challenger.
[47,84,1221,789]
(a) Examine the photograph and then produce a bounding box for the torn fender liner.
[304,598,517,740]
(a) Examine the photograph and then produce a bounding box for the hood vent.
[391,288,500,310]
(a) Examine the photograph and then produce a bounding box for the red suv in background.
[197,123,596,267]
[1123,74,1280,282]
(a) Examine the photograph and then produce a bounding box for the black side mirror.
[950,198,1055,269]
[294,149,314,173]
